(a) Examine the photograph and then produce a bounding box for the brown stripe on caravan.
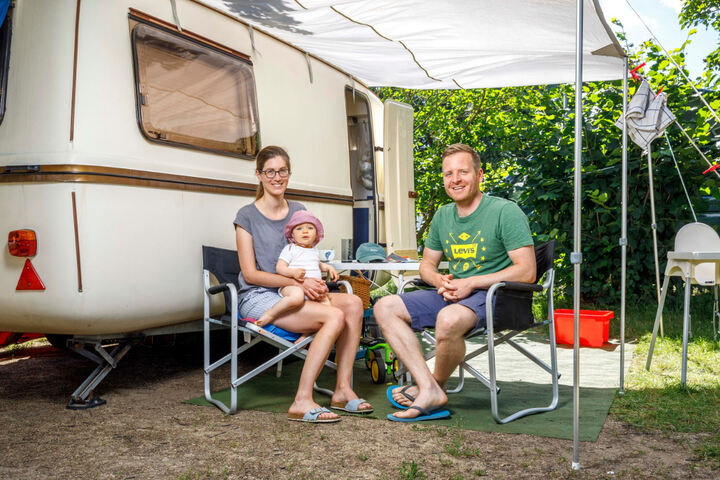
[0,164,353,205]
[71,191,83,292]
[70,0,81,141]
[128,8,251,62]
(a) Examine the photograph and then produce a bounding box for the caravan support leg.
[66,339,134,410]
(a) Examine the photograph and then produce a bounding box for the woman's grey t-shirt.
[233,200,305,294]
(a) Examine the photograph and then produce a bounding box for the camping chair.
[395,240,559,424]
[202,245,353,414]
[646,222,720,385]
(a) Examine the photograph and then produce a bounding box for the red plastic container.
[553,309,614,347]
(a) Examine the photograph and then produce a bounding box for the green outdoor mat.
[186,361,615,441]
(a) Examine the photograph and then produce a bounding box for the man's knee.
[435,308,474,342]
[373,295,406,327]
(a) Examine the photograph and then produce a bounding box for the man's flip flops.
[330,398,374,414]
[287,407,341,423]
[386,385,415,410]
[387,406,451,422]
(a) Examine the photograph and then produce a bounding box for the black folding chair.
[202,245,352,414]
[396,240,559,423]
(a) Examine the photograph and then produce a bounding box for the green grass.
[608,292,720,468]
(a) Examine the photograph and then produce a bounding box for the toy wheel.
[364,349,373,370]
[370,357,386,384]
[392,358,399,373]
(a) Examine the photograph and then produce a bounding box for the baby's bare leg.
[256,286,305,326]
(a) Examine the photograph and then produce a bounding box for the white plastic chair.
[646,223,720,385]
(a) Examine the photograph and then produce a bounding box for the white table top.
[668,251,720,261]
[329,261,449,271]
[329,261,421,271]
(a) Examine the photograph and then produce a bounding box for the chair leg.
[714,285,719,343]
[681,275,691,386]
[646,275,670,371]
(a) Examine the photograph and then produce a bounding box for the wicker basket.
[339,274,372,309]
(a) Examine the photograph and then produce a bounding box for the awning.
[198,0,625,89]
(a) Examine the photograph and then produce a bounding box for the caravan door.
[383,100,417,256]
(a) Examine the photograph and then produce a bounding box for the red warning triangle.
[16,258,46,291]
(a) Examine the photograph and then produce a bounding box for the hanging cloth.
[615,79,675,150]
[0,0,10,29]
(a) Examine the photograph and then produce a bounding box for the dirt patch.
[0,340,715,479]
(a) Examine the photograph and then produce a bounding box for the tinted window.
[131,22,259,157]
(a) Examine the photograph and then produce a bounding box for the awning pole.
[647,143,664,337]
[572,0,584,471]
[620,58,628,395]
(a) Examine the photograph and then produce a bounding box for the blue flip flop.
[386,406,451,422]
[386,385,415,410]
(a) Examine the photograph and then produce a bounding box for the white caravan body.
[0,0,416,336]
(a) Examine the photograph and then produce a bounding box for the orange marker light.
[8,229,37,257]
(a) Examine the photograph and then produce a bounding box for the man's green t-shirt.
[425,195,533,279]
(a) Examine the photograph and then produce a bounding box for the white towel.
[615,79,675,150]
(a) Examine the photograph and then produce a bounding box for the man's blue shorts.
[399,288,491,332]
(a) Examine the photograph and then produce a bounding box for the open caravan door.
[383,100,417,257]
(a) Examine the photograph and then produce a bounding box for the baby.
[256,210,338,327]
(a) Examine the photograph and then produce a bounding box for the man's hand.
[290,268,306,281]
[437,276,474,302]
[301,277,328,301]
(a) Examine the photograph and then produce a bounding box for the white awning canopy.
[199,0,625,89]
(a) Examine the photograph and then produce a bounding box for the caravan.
[0,0,417,404]
[0,0,416,337]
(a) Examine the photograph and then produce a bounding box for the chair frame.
[202,245,351,414]
[396,241,559,424]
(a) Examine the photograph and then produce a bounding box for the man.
[374,143,536,421]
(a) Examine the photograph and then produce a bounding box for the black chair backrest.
[493,240,555,331]
[202,246,241,315]
[534,240,556,281]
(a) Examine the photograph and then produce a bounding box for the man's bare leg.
[374,295,447,419]
[431,304,479,389]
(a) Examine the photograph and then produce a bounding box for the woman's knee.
[321,307,345,335]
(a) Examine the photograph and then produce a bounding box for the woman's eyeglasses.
[259,168,290,179]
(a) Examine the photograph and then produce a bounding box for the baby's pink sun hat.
[284,210,325,246]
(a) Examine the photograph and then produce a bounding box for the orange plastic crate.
[553,309,614,347]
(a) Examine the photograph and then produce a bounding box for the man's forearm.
[419,262,444,288]
[466,262,536,290]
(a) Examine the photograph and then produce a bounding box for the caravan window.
[0,3,12,126]
[130,22,259,158]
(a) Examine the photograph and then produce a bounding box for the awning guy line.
[624,0,720,125]
[328,6,443,84]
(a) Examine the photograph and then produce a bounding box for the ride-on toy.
[364,339,399,384]
[361,308,400,383]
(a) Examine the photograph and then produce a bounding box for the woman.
[234,145,372,423]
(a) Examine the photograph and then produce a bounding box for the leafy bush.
[375,29,719,304]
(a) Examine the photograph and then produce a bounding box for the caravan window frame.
[129,13,260,159]
[0,4,13,127]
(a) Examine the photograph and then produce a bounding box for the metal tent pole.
[571,0,584,471]
[647,143,664,337]
[620,59,628,395]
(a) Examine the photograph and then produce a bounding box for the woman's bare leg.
[327,292,371,410]
[256,286,304,326]
[272,301,345,419]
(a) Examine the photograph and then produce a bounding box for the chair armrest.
[496,281,543,293]
[207,284,232,295]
